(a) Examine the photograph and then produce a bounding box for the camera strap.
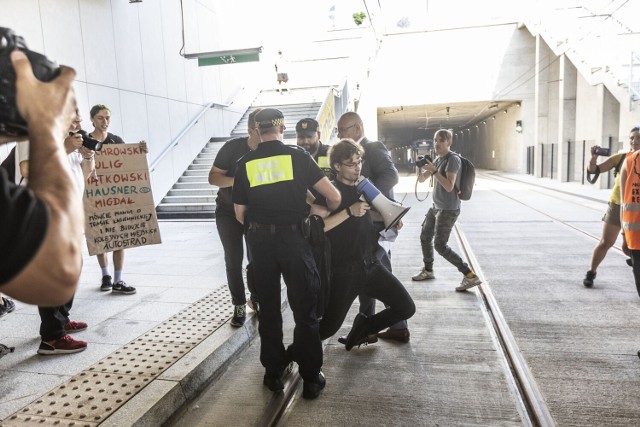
[586,165,600,184]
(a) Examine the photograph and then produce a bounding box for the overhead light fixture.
[129,0,142,3]
[516,120,523,133]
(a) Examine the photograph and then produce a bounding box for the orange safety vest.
[622,151,640,249]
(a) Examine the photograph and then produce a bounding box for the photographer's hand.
[11,50,77,139]
[3,50,83,306]
[64,132,83,154]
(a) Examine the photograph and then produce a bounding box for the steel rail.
[454,223,556,427]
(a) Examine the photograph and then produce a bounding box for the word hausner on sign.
[84,143,162,255]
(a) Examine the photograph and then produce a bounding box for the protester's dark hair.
[90,104,110,118]
[631,126,640,133]
[248,108,262,130]
[328,138,363,170]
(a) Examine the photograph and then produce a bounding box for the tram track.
[481,172,626,255]
[254,173,613,426]
[454,223,554,427]
[450,172,625,427]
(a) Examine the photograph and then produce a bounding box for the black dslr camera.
[0,27,61,137]
[72,129,103,151]
[415,154,433,168]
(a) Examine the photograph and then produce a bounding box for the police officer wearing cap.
[233,108,341,400]
[296,118,334,180]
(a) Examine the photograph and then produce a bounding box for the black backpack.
[445,152,476,201]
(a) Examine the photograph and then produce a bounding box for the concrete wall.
[0,0,256,203]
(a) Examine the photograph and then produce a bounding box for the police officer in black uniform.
[295,117,334,180]
[232,108,341,400]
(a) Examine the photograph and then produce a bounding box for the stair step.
[157,210,215,220]
[193,158,214,165]
[156,202,216,212]
[173,182,214,189]
[188,164,211,170]
[184,170,209,176]
[161,195,216,204]
[167,188,217,197]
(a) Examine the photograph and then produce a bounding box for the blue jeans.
[420,207,471,275]
[216,209,256,306]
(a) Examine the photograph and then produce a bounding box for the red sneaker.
[37,335,87,355]
[64,320,88,333]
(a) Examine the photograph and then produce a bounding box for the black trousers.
[38,297,73,341]
[631,250,640,297]
[216,209,257,305]
[319,259,415,340]
[246,225,322,382]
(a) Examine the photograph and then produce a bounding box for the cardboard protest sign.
[83,143,162,255]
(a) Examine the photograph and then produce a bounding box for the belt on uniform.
[248,222,299,232]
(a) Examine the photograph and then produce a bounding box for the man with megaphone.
[310,138,415,351]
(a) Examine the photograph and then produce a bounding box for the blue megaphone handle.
[356,177,381,202]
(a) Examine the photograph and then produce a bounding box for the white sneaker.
[456,275,482,292]
[412,268,435,281]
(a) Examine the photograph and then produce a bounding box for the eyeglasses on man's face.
[336,123,356,135]
[340,160,362,169]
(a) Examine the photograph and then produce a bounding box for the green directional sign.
[185,47,262,67]
[197,52,260,66]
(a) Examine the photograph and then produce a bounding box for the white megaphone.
[356,176,410,231]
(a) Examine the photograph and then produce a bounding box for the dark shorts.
[602,202,621,227]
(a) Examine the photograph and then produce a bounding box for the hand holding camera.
[0,27,76,139]
[590,146,611,157]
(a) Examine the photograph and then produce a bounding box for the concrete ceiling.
[376,99,520,147]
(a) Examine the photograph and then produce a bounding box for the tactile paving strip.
[1,286,237,426]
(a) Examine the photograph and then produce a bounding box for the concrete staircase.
[155,138,224,220]
[155,94,328,220]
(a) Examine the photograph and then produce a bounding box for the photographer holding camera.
[583,127,640,288]
[0,43,83,306]
[412,129,482,291]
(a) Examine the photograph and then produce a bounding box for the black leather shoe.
[345,313,369,351]
[302,371,326,399]
[337,334,378,347]
[263,373,284,392]
[377,328,410,343]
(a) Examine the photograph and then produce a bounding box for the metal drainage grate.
[1,286,237,426]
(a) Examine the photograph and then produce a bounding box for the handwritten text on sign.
[84,143,162,255]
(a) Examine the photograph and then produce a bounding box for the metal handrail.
[149,102,227,172]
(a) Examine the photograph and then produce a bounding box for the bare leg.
[113,250,125,271]
[96,253,108,269]
[589,222,620,273]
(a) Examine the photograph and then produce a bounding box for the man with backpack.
[412,128,482,292]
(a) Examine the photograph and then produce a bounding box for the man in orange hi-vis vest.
[618,148,640,299]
